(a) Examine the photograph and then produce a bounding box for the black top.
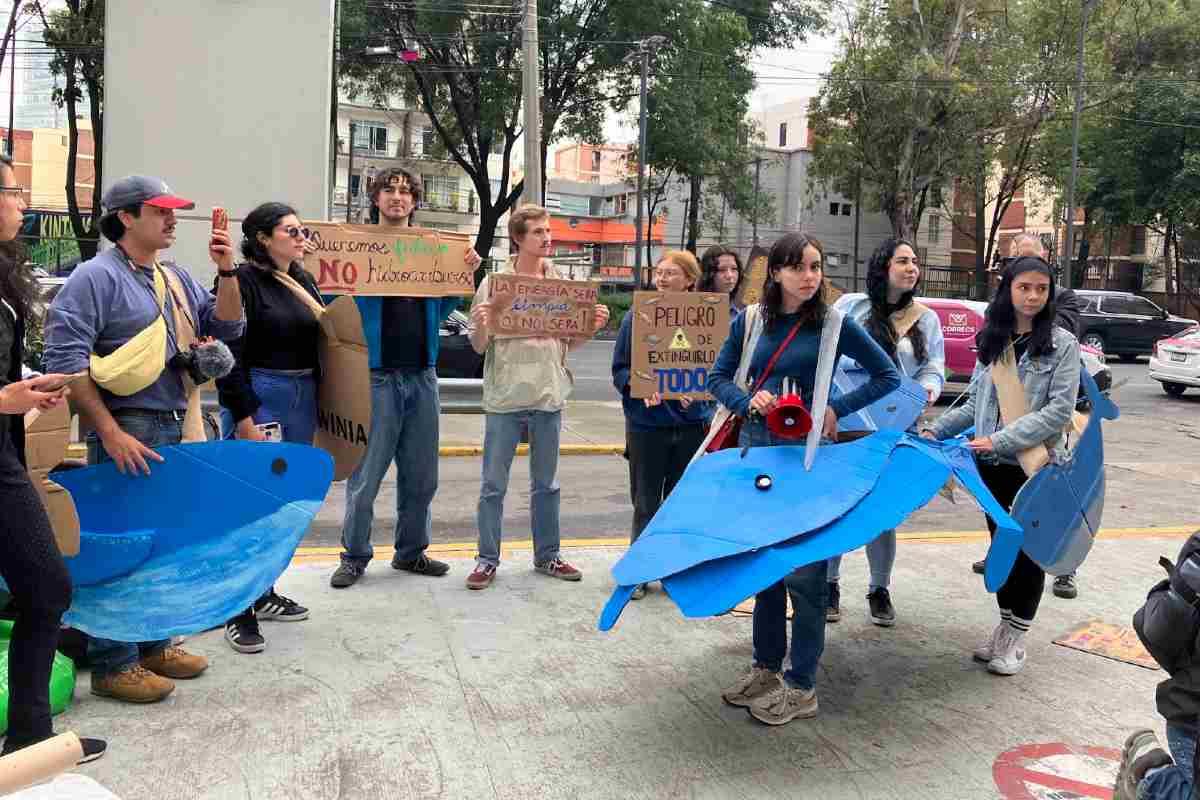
[379,297,428,372]
[215,262,323,424]
[1054,286,1082,338]
[0,297,26,464]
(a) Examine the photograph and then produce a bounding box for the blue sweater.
[611,310,713,431]
[708,308,900,419]
[336,296,460,370]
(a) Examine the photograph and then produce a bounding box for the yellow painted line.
[66,442,625,459]
[291,525,1199,564]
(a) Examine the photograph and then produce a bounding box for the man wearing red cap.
[44,175,245,703]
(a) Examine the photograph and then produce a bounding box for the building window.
[422,174,461,210]
[829,202,839,216]
[591,150,602,171]
[841,203,852,216]
[352,121,388,155]
[779,123,788,147]
[1131,226,1146,256]
[614,193,628,216]
[928,214,941,241]
[421,126,438,158]
[349,174,361,199]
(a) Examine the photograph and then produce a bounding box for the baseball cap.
[101,175,195,211]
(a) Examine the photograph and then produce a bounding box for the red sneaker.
[534,558,582,582]
[466,563,497,590]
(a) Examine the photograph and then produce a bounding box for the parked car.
[1075,290,1196,360]
[436,309,485,412]
[1148,325,1200,397]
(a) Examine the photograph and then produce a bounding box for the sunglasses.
[283,225,312,240]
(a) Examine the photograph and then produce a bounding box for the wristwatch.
[218,268,238,278]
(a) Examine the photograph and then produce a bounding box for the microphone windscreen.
[192,339,236,379]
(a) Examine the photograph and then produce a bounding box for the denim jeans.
[220,369,317,444]
[340,369,439,566]
[85,408,177,677]
[476,409,561,567]
[826,529,897,589]
[740,418,829,690]
[1139,724,1196,800]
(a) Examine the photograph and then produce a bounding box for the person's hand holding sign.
[468,300,492,355]
[592,303,610,333]
[464,247,482,270]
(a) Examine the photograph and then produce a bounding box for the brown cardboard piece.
[736,247,768,307]
[22,403,80,556]
[1053,620,1160,670]
[302,221,474,297]
[630,291,730,399]
[314,296,372,481]
[488,273,599,338]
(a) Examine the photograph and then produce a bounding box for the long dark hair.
[864,238,926,364]
[976,256,1058,365]
[698,244,743,297]
[241,202,299,266]
[761,232,826,331]
[0,154,34,321]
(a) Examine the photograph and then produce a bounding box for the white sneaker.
[973,622,1006,663]
[987,627,1027,675]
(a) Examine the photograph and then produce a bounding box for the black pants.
[0,445,71,751]
[626,423,707,543]
[978,459,1045,623]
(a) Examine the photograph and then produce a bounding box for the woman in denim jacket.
[926,256,1081,677]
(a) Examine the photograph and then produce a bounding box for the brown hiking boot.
[91,665,175,703]
[141,645,209,679]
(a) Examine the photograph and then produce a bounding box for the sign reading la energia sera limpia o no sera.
[302,221,475,297]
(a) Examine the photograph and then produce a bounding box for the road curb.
[64,442,627,460]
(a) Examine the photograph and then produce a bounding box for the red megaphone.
[766,391,812,440]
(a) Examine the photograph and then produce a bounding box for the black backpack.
[1134,532,1200,674]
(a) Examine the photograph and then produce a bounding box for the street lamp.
[627,35,667,288]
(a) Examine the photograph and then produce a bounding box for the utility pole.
[752,156,762,247]
[1062,0,1098,290]
[852,174,862,293]
[629,36,664,289]
[6,10,15,158]
[345,121,355,223]
[521,0,542,206]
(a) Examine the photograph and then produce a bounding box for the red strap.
[749,319,805,394]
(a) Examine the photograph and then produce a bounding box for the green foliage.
[598,290,633,330]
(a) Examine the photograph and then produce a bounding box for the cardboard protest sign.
[23,403,80,556]
[737,246,768,307]
[629,291,730,399]
[1053,620,1159,670]
[314,296,372,481]
[303,221,474,297]
[488,273,599,338]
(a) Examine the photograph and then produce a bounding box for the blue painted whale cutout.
[599,432,1023,631]
[834,367,928,434]
[51,441,333,642]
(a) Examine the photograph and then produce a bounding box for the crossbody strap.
[749,317,805,395]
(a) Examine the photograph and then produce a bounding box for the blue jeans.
[220,369,317,444]
[1139,724,1196,800]
[476,409,561,567]
[826,529,897,589]
[85,408,176,677]
[340,369,439,565]
[740,418,828,690]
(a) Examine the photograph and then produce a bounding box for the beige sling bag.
[990,342,1051,477]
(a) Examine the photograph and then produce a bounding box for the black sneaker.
[392,553,450,577]
[1053,574,1078,599]
[825,581,841,622]
[77,737,107,764]
[254,590,310,622]
[330,561,365,588]
[972,559,986,575]
[866,587,896,627]
[225,613,266,654]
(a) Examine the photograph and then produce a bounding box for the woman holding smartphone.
[0,153,105,761]
[216,201,324,654]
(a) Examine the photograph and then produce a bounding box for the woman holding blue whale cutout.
[707,232,899,726]
[925,256,1080,677]
[825,238,945,627]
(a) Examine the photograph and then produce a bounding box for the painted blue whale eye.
[754,474,773,491]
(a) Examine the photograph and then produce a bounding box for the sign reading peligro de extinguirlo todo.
[302,221,475,297]
[630,291,730,399]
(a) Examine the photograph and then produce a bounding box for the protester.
[329,168,482,588]
[709,232,900,725]
[926,256,1080,676]
[216,202,325,653]
[462,205,610,590]
[44,175,245,702]
[612,250,710,600]
[825,238,945,626]
[0,153,105,761]
[973,232,1084,600]
[698,244,744,312]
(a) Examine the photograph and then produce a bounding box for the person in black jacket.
[216,202,324,654]
[0,153,105,761]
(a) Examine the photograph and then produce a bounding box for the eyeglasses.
[654,269,685,279]
[283,225,312,240]
[0,185,25,197]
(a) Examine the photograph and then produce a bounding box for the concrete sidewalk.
[64,534,1183,799]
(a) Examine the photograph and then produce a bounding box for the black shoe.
[77,737,107,764]
[330,561,365,588]
[1053,574,1078,599]
[254,590,310,621]
[866,587,896,627]
[225,613,265,654]
[825,581,841,622]
[392,554,450,577]
[972,559,986,575]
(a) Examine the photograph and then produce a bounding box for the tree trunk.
[974,154,987,301]
[686,174,702,253]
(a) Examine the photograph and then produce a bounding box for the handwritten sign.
[488,273,599,338]
[1053,620,1160,670]
[303,221,474,297]
[630,291,730,399]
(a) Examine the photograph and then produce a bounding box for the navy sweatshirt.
[611,310,713,431]
[708,307,900,419]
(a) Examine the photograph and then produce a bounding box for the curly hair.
[864,238,926,364]
[760,232,826,331]
[240,202,300,266]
